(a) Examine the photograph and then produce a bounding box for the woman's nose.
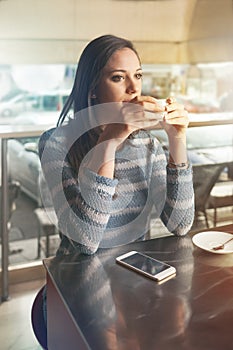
[126,79,139,94]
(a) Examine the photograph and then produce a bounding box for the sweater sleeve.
[162,165,195,235]
[150,139,195,236]
[39,128,118,254]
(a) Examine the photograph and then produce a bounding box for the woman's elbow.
[79,243,100,255]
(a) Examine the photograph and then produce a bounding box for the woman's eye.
[111,75,124,82]
[135,73,143,80]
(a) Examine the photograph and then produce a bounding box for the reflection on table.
[44,224,233,350]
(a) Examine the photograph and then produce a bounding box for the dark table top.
[44,228,233,350]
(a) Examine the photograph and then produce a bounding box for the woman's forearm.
[86,123,135,179]
[168,133,188,168]
[85,139,118,179]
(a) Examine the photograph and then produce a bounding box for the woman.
[39,34,194,256]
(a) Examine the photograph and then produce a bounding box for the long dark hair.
[57,34,140,171]
[57,34,140,125]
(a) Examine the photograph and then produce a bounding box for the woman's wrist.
[167,131,188,165]
[167,161,189,169]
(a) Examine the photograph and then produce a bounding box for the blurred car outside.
[13,110,59,126]
[0,93,35,117]
[0,89,70,118]
[30,89,70,112]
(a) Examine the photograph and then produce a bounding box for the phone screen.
[120,252,171,275]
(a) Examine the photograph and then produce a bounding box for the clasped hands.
[97,96,189,145]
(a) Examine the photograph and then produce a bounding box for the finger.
[121,102,144,115]
[166,116,189,125]
[122,108,162,128]
[166,96,176,104]
[164,115,189,127]
[144,102,165,113]
[166,103,185,113]
[165,109,188,118]
[133,98,165,113]
[135,95,158,104]
[136,96,166,109]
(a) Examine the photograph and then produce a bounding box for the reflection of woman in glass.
[39,34,194,256]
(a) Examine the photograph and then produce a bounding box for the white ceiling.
[0,0,232,64]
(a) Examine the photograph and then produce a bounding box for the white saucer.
[192,231,233,254]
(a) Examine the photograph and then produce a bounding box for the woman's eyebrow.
[108,67,142,73]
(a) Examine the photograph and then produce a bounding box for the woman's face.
[95,48,142,104]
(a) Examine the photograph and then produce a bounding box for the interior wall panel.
[0,0,232,64]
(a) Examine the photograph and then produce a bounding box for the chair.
[34,207,58,258]
[31,287,48,350]
[192,163,227,228]
[0,180,21,242]
[208,180,233,226]
[0,180,21,221]
[35,173,59,258]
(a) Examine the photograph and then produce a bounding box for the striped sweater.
[39,127,194,255]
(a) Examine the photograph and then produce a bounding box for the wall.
[0,0,232,64]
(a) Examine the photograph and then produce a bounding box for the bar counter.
[44,224,233,350]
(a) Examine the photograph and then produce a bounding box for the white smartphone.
[116,250,176,282]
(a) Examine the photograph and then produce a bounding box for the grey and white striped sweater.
[39,127,194,256]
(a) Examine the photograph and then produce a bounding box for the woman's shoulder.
[39,124,69,142]
[38,126,67,158]
[40,127,56,142]
[39,126,56,146]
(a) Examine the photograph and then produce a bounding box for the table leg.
[1,139,9,302]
